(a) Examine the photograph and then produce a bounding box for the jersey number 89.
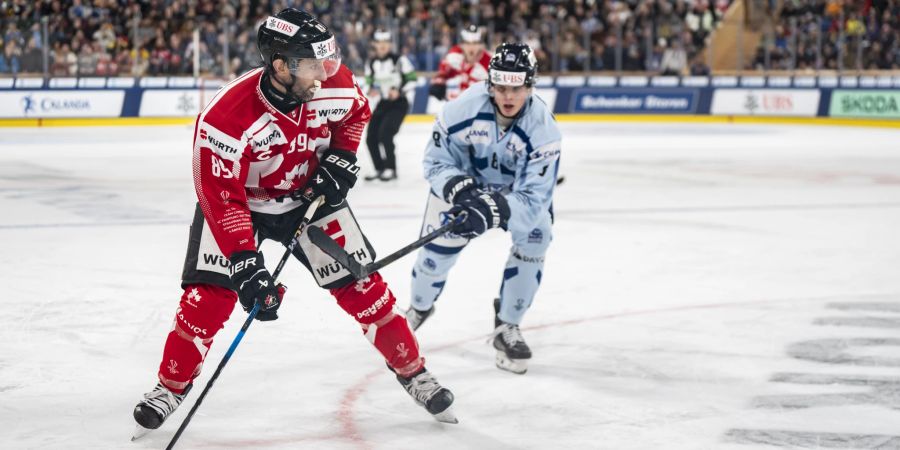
[211,155,234,178]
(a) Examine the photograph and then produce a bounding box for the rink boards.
[0,74,898,127]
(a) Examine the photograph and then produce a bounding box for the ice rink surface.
[1,121,899,449]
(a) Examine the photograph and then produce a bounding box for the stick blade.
[307,225,366,278]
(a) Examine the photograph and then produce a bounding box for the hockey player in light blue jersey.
[406,43,561,374]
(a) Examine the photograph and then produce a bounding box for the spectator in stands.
[93,22,116,54]
[689,54,711,76]
[7,0,900,78]
[130,42,150,76]
[646,38,666,72]
[148,36,171,75]
[659,38,687,75]
[77,41,98,76]
[3,39,22,75]
[21,36,43,74]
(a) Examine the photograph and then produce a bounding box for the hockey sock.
[410,248,461,311]
[331,272,424,377]
[157,284,237,393]
[497,247,546,325]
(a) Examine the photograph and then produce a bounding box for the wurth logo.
[200,128,239,155]
[318,108,349,118]
[203,253,229,268]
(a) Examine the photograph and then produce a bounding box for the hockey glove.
[229,250,282,321]
[442,175,479,204]
[446,190,510,239]
[428,83,447,101]
[306,149,360,208]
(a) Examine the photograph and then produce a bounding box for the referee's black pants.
[365,96,408,173]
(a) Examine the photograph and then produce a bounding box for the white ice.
[1,121,899,449]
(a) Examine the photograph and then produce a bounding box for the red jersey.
[433,45,491,100]
[192,65,370,258]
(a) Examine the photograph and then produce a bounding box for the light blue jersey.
[423,81,561,234]
[410,81,561,327]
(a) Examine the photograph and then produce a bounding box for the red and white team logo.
[322,219,346,248]
[167,359,179,374]
[186,287,202,307]
[354,276,374,294]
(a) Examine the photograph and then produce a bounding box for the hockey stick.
[166,196,324,450]
[307,213,464,280]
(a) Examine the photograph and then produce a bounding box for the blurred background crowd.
[0,0,897,78]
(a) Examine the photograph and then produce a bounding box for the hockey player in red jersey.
[428,25,492,101]
[132,8,456,438]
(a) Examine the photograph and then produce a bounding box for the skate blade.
[131,423,152,441]
[432,405,459,424]
[495,351,528,374]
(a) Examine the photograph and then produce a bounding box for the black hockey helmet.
[257,8,341,77]
[488,43,537,88]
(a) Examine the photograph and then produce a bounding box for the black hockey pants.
[365,96,408,172]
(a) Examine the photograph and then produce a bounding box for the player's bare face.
[273,58,328,102]
[374,41,391,58]
[461,42,483,63]
[492,85,530,118]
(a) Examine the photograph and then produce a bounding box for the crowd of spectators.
[751,0,900,71]
[0,0,894,79]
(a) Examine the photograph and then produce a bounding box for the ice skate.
[397,368,458,424]
[491,298,531,374]
[405,305,435,331]
[491,322,532,374]
[131,382,192,440]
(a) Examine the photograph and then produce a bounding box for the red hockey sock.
[331,272,424,377]
[157,284,237,393]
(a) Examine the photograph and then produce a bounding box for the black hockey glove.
[229,250,281,321]
[306,149,359,207]
[442,175,479,204]
[429,83,447,101]
[446,190,510,239]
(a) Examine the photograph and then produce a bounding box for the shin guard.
[331,272,424,377]
[157,284,237,393]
